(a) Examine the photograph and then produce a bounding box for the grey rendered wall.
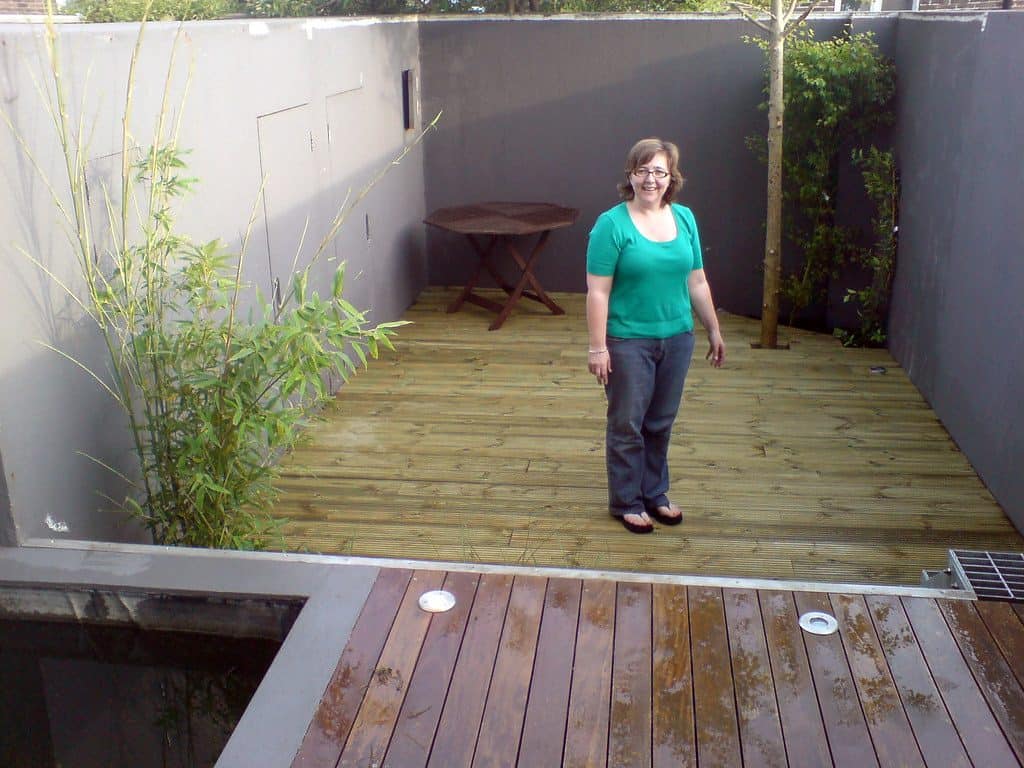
[889,11,1024,530]
[419,16,768,314]
[418,15,877,317]
[0,18,427,543]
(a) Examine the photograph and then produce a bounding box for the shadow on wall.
[0,450,14,546]
[0,85,152,543]
[0,339,143,545]
[258,144,429,342]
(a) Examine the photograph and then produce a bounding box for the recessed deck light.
[799,611,839,635]
[418,590,456,613]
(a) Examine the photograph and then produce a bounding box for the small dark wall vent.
[950,550,1024,601]
[401,69,414,131]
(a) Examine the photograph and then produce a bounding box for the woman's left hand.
[706,330,726,368]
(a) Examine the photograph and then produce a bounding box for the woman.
[586,138,725,534]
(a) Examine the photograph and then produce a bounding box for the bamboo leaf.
[227,347,255,363]
[36,341,127,407]
[332,265,345,299]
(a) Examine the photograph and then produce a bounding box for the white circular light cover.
[418,590,456,613]
[798,610,839,635]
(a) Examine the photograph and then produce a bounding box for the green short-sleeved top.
[586,202,704,339]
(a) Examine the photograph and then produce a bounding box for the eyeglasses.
[631,168,669,179]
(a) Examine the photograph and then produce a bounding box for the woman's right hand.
[588,349,612,386]
[586,273,614,386]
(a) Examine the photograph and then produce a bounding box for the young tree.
[733,0,813,348]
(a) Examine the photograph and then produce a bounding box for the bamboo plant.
[4,11,438,548]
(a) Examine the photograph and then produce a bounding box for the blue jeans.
[604,332,695,518]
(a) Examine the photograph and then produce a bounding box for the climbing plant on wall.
[748,28,896,336]
[837,146,899,347]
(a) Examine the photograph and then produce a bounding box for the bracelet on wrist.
[588,348,607,355]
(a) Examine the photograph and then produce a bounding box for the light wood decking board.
[273,288,1023,585]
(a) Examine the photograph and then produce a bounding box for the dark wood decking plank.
[722,588,786,768]
[830,593,925,767]
[338,570,447,768]
[794,591,879,768]
[939,599,1024,763]
[383,571,480,768]
[975,600,1024,689]
[689,586,742,766]
[608,583,653,768]
[292,567,414,768]
[426,574,514,768]
[563,578,616,768]
[760,590,831,767]
[864,595,971,768]
[472,575,547,768]
[517,578,583,767]
[651,583,696,768]
[902,597,1019,767]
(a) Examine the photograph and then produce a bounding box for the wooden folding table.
[425,201,579,331]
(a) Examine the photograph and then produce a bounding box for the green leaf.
[352,342,368,368]
[294,271,308,304]
[332,265,345,299]
[227,347,256,363]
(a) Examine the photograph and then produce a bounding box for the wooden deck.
[292,567,1024,768]
[272,288,1024,586]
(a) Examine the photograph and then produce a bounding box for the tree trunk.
[760,0,785,349]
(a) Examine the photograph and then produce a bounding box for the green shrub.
[749,29,896,331]
[67,0,237,21]
[238,0,729,18]
[242,0,325,16]
[241,0,423,16]
[836,146,899,347]
[543,0,728,11]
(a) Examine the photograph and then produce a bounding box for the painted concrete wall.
[420,16,769,315]
[889,11,1024,530]
[0,18,427,543]
[418,15,890,320]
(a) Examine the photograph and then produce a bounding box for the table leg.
[447,235,504,314]
[489,231,565,331]
[471,234,516,295]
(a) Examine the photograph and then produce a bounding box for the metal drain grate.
[949,550,1024,601]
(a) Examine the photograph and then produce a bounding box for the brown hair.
[617,137,685,207]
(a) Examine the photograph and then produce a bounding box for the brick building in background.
[838,0,1016,8]
[1,0,49,12]
[917,0,1017,7]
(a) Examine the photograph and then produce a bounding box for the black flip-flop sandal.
[648,504,683,526]
[619,513,654,534]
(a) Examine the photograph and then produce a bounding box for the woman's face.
[629,151,670,206]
